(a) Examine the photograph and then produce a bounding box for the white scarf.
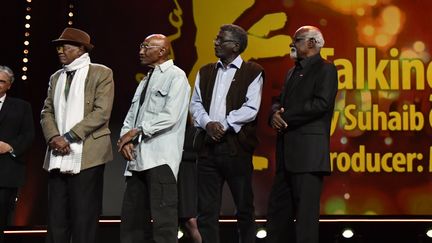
[48,53,90,174]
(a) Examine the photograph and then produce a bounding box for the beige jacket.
[41,63,115,171]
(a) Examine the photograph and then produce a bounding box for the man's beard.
[289,47,297,59]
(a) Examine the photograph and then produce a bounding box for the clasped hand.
[117,128,139,161]
[49,135,71,156]
[206,121,225,142]
[270,108,288,132]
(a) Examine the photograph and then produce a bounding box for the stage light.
[67,2,74,26]
[23,0,32,81]
[384,136,393,145]
[426,228,432,238]
[256,227,267,239]
[177,228,184,239]
[340,136,348,145]
[342,228,354,239]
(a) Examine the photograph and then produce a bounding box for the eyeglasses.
[213,38,238,45]
[293,37,307,43]
[293,37,316,44]
[139,43,163,50]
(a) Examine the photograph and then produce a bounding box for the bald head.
[139,34,171,66]
[294,26,325,48]
[146,34,171,58]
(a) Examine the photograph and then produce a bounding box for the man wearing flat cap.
[41,27,114,243]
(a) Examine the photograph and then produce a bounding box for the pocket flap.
[156,89,168,97]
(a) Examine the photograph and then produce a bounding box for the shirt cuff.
[201,116,212,131]
[221,120,230,131]
[64,131,79,143]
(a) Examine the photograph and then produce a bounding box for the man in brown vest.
[190,24,264,243]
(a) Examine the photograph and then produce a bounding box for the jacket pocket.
[92,128,111,139]
[157,169,177,207]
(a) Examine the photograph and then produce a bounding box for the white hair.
[0,65,14,83]
[301,26,325,48]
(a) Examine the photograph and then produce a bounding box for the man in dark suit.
[266,26,338,243]
[0,65,34,243]
[41,28,114,243]
[190,24,264,243]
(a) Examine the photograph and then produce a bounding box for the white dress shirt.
[0,94,5,111]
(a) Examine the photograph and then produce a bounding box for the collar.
[215,55,243,69]
[0,94,6,103]
[297,53,321,69]
[154,59,174,73]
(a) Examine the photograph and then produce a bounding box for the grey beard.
[289,47,297,59]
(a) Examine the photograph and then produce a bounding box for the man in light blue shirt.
[117,34,190,243]
[190,24,264,243]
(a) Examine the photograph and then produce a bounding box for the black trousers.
[46,165,105,243]
[0,187,17,243]
[197,142,256,243]
[120,164,178,243]
[266,170,323,243]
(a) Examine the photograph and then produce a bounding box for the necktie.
[139,69,154,106]
[64,71,75,101]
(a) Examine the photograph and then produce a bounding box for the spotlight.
[426,228,432,238]
[177,228,184,239]
[256,227,267,239]
[342,228,354,239]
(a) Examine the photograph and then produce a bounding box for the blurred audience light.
[426,228,432,238]
[342,228,354,239]
[256,227,267,239]
[177,228,184,239]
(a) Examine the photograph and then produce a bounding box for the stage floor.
[4,217,432,243]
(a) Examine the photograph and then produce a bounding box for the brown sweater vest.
[197,61,264,154]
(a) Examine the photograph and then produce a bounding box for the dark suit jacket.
[0,96,34,187]
[273,54,338,173]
